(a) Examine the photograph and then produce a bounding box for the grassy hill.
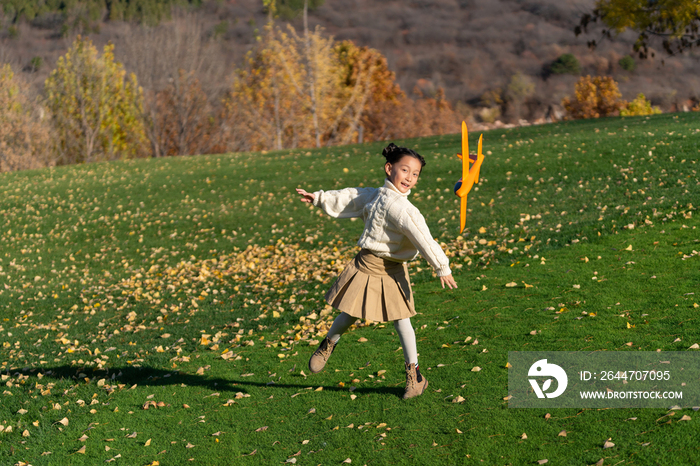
[0,113,698,464]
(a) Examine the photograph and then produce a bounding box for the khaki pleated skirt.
[325,249,415,322]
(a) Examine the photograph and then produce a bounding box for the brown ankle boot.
[403,362,428,399]
[309,337,337,374]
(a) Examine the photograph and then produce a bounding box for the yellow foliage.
[595,0,700,55]
[222,21,461,151]
[222,22,339,151]
[562,75,623,119]
[332,41,404,144]
[44,36,148,164]
[0,64,53,173]
[620,93,662,116]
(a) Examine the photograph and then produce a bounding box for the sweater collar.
[383,179,410,197]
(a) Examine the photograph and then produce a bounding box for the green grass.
[0,112,698,465]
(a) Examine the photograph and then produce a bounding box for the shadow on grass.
[24,365,405,398]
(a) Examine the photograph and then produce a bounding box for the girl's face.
[385,156,422,193]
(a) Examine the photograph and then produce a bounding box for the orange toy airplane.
[454,121,485,234]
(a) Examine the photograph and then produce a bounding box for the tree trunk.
[304,0,321,148]
[272,70,283,151]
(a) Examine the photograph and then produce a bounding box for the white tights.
[326,312,419,366]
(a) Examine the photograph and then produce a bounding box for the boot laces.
[317,338,334,360]
[406,364,416,388]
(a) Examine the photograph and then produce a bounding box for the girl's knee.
[393,318,413,332]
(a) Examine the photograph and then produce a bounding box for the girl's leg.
[393,318,418,366]
[394,318,427,399]
[309,312,356,374]
[326,312,358,342]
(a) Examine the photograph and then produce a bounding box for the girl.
[296,143,457,399]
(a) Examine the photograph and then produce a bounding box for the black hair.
[381,143,426,170]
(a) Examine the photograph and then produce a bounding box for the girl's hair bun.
[382,142,426,169]
[382,143,399,160]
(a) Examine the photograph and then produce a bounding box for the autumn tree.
[157,70,215,156]
[224,23,308,151]
[562,75,624,119]
[44,36,147,164]
[332,41,404,144]
[117,15,226,157]
[224,10,465,151]
[0,64,53,172]
[576,0,700,57]
[387,88,464,140]
[225,21,363,151]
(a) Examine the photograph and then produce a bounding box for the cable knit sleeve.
[397,206,452,277]
[312,187,377,218]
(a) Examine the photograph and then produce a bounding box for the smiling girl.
[296,143,457,399]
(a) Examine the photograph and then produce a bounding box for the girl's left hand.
[296,188,315,203]
[440,274,458,289]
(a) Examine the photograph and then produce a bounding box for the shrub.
[506,72,535,120]
[269,0,325,19]
[29,56,43,72]
[477,88,503,123]
[550,53,581,75]
[619,55,636,72]
[480,88,503,108]
[211,20,228,39]
[562,75,623,119]
[620,93,661,116]
[478,106,501,123]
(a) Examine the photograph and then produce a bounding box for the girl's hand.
[440,274,458,289]
[296,188,315,203]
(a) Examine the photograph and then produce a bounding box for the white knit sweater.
[313,179,452,277]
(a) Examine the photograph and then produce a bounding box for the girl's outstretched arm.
[302,186,377,218]
[440,274,458,289]
[296,188,315,203]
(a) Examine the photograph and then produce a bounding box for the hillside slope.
[3,0,700,121]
